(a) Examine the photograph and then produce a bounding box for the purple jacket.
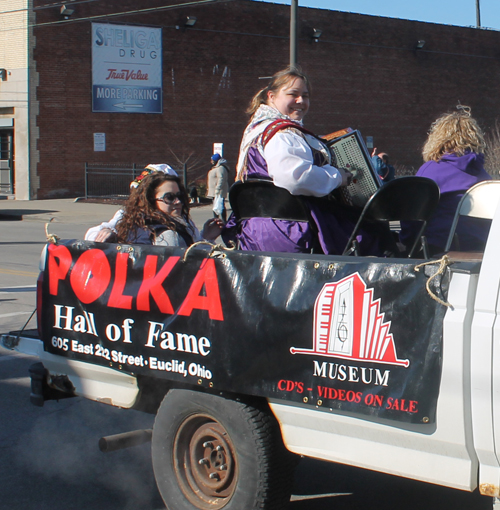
[402,152,491,252]
[223,147,385,255]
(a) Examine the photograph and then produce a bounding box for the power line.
[0,0,232,33]
[33,0,104,11]
[0,0,102,15]
[45,0,231,28]
[0,8,28,14]
[0,0,496,61]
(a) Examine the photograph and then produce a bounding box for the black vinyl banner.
[41,240,448,426]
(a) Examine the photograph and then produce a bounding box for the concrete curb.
[0,199,218,225]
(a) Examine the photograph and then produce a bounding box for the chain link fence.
[84,163,186,199]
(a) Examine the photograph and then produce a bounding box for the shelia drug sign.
[92,23,162,114]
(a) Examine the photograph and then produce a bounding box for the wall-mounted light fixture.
[0,69,7,82]
[60,4,75,19]
[185,16,197,27]
[311,28,322,42]
[415,40,425,49]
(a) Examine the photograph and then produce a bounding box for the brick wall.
[32,0,500,198]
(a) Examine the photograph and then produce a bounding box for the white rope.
[414,255,453,308]
[182,240,236,262]
[45,218,60,244]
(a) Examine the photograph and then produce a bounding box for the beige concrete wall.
[0,0,29,199]
[0,0,28,68]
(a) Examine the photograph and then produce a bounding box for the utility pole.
[290,0,298,67]
[476,0,481,27]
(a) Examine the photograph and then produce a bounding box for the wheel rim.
[173,413,237,509]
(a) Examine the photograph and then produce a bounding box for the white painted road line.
[2,376,31,387]
[0,285,37,293]
[0,354,35,362]
[0,311,33,319]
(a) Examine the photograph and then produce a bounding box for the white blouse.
[84,209,123,241]
[263,130,342,197]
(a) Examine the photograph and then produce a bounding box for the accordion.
[323,128,381,208]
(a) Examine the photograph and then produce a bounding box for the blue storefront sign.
[92,23,162,114]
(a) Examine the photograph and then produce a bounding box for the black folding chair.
[228,179,318,251]
[342,176,440,258]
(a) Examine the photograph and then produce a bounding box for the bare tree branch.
[166,145,208,185]
[485,120,500,180]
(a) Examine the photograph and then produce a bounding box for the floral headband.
[130,164,178,189]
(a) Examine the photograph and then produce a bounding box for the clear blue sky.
[261,0,500,31]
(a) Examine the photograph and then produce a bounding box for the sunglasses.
[156,192,183,204]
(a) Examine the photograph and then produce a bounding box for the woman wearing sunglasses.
[85,166,223,246]
[114,172,223,246]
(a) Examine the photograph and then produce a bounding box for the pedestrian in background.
[207,153,229,221]
[189,185,199,204]
[371,148,395,183]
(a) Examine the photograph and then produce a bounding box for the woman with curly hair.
[402,106,491,254]
[115,172,223,246]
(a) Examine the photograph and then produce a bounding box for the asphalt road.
[0,200,494,509]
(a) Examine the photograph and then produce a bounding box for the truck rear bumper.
[1,333,140,408]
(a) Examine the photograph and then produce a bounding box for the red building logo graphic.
[290,273,409,367]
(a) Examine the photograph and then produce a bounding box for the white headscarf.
[236,105,302,180]
[145,164,178,176]
[130,164,179,189]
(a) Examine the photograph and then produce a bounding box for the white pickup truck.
[3,202,500,510]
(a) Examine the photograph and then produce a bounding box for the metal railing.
[84,163,156,199]
[85,163,192,199]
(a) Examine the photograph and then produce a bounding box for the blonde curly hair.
[422,105,486,162]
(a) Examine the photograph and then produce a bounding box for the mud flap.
[28,362,76,407]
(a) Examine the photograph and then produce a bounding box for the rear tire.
[151,389,295,510]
